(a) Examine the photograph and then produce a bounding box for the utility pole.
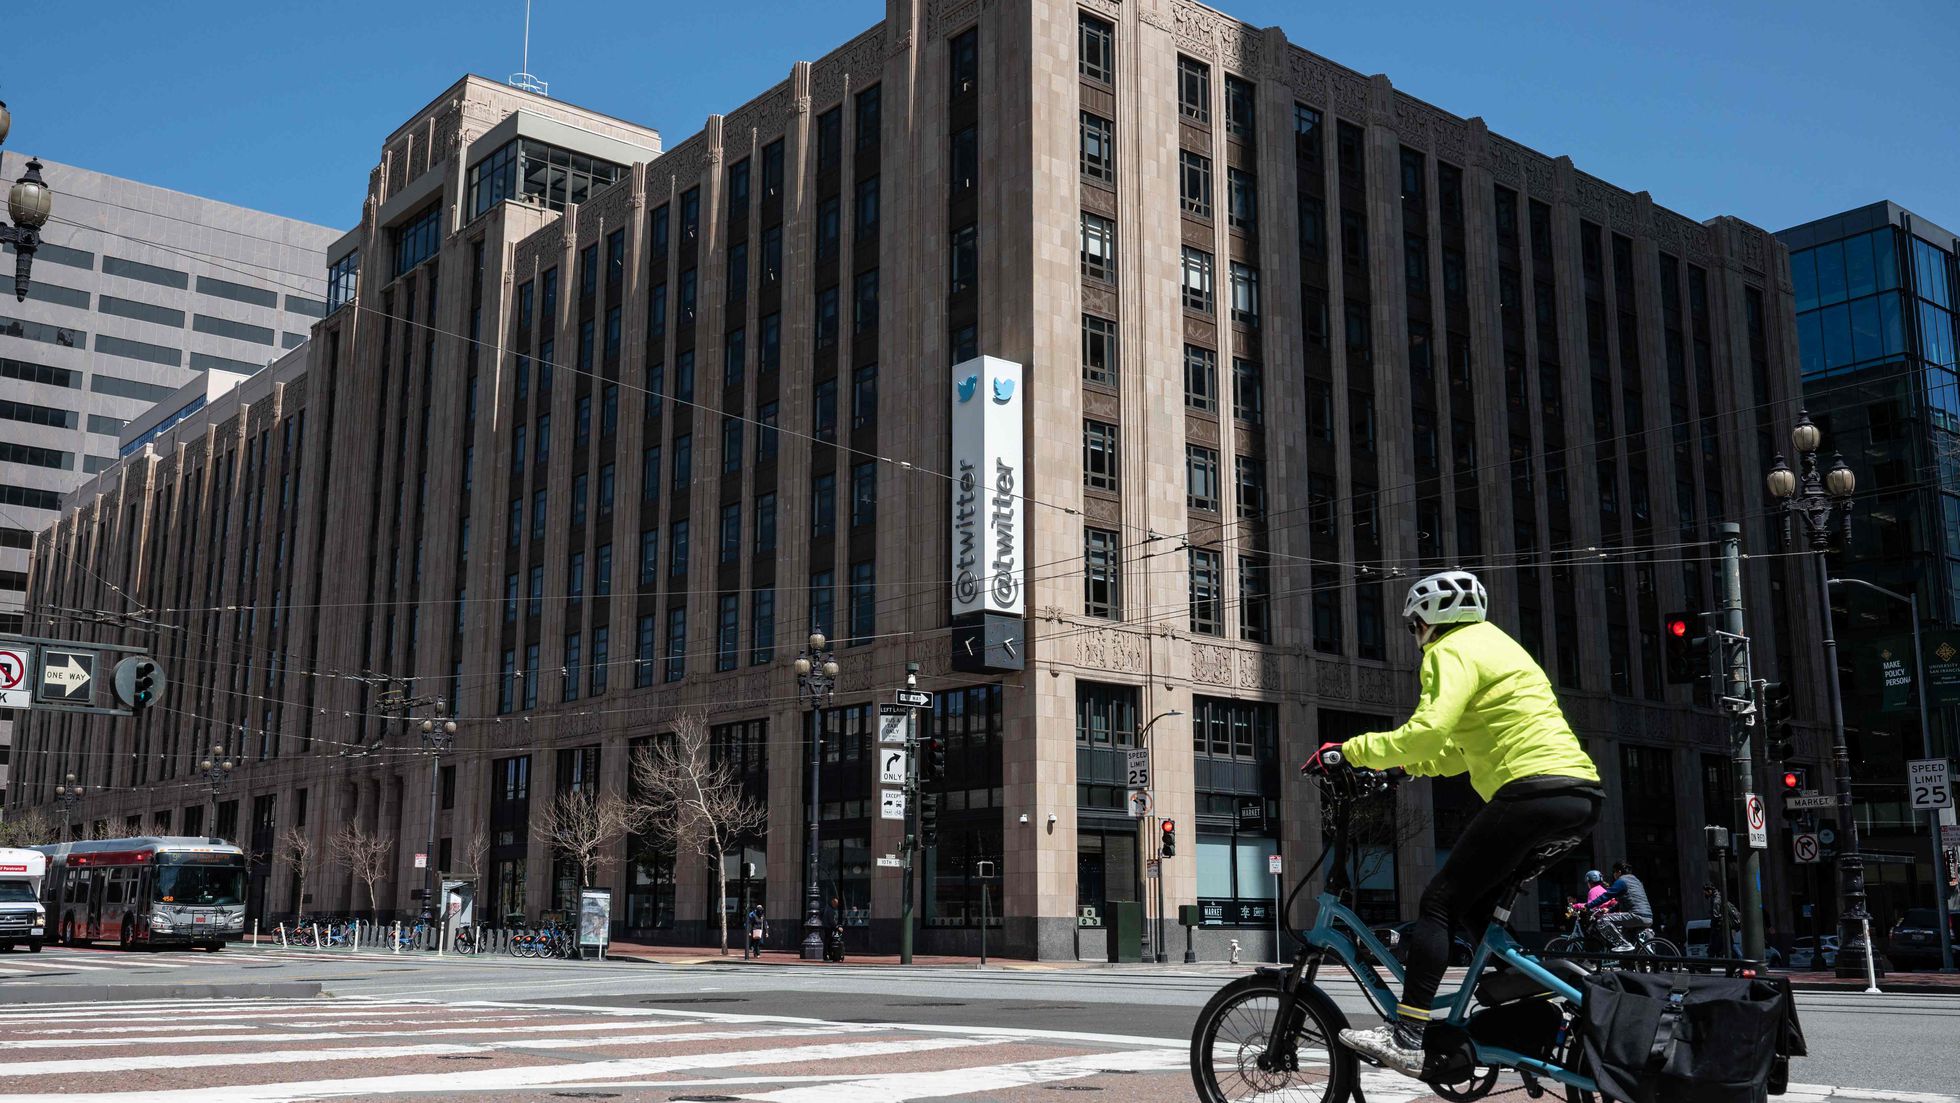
[900,663,920,966]
[418,699,457,934]
[1716,523,1767,963]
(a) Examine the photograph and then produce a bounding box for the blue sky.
[3,0,1953,234]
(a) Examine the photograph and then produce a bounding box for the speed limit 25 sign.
[1908,758,1951,812]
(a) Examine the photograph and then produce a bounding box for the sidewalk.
[1781,969,1960,994]
[604,939,1149,969]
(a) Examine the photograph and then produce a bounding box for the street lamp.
[794,632,840,961]
[197,745,235,839]
[0,101,56,303]
[1766,409,1878,980]
[53,773,84,840]
[419,700,459,930]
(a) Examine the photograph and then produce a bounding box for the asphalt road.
[0,944,1953,1102]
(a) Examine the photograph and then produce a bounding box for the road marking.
[736,1045,1186,1101]
[0,1035,1003,1103]
[0,956,118,972]
[1783,1088,1960,1103]
[0,1018,725,1050]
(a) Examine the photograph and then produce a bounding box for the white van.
[0,848,48,952]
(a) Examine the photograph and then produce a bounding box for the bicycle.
[1190,752,1776,1103]
[1545,904,1681,960]
[452,924,478,955]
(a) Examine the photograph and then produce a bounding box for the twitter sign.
[950,355,1025,618]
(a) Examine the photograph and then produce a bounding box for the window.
[571,473,588,527]
[1181,247,1215,312]
[1080,213,1116,281]
[1082,314,1118,386]
[1299,194,1324,256]
[717,594,741,671]
[1405,234,1429,298]
[599,463,615,516]
[673,433,692,489]
[595,543,613,596]
[563,633,582,702]
[1079,13,1114,81]
[849,175,881,244]
[1341,209,1368,268]
[852,364,878,427]
[760,313,781,372]
[812,472,837,537]
[810,569,836,636]
[531,489,547,539]
[1080,112,1115,183]
[392,203,442,277]
[1224,75,1255,139]
[639,528,658,586]
[504,573,519,623]
[681,187,701,241]
[1186,445,1220,511]
[1178,56,1211,123]
[1085,527,1121,619]
[499,649,516,713]
[950,223,979,295]
[851,461,877,527]
[465,138,624,219]
[950,126,978,195]
[853,268,879,333]
[670,519,690,577]
[523,644,540,709]
[722,417,743,473]
[720,502,742,563]
[815,286,839,348]
[648,283,667,340]
[1230,262,1260,326]
[751,587,776,665]
[757,401,780,460]
[1084,419,1120,492]
[1184,345,1219,411]
[528,565,545,618]
[590,627,609,696]
[816,107,843,173]
[727,158,751,216]
[512,426,527,476]
[1232,357,1264,424]
[601,384,619,436]
[856,85,882,149]
[678,268,697,325]
[542,267,560,324]
[762,139,785,197]
[1236,455,1267,518]
[568,551,587,604]
[651,205,671,255]
[754,492,777,554]
[727,243,748,303]
[1227,169,1256,231]
[814,377,838,441]
[576,395,592,448]
[641,445,660,502]
[950,28,979,96]
[848,560,876,644]
[1180,151,1213,218]
[579,244,599,299]
[636,615,656,688]
[1189,548,1223,634]
[508,498,523,545]
[327,251,361,312]
[665,606,687,682]
[535,413,552,467]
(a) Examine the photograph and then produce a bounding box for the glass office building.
[1778,202,1960,931]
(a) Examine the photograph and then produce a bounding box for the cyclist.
[1588,859,1654,951]
[1303,570,1603,1079]
[1583,869,1611,908]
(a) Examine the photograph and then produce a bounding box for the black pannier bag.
[1580,971,1804,1103]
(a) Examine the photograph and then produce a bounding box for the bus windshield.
[155,863,247,907]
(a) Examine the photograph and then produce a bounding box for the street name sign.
[1907,758,1951,812]
[37,649,94,704]
[1786,794,1837,810]
[0,645,31,710]
[895,689,933,708]
[875,856,902,868]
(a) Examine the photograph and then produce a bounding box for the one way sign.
[38,649,95,704]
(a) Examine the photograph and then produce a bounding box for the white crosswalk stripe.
[0,951,196,976]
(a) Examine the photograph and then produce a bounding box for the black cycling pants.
[1398,782,1602,1023]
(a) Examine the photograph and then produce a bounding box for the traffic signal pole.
[1717,523,1768,963]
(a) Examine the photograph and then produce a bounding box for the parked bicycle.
[1190,753,1802,1103]
[451,923,478,955]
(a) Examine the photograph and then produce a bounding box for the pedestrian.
[744,904,767,960]
[822,895,846,962]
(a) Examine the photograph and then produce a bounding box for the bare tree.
[457,825,489,883]
[537,787,638,893]
[277,826,316,919]
[330,823,393,919]
[0,809,57,848]
[630,713,768,955]
[1350,795,1434,906]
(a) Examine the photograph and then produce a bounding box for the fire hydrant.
[1229,939,1242,964]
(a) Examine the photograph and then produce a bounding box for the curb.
[0,981,323,1005]
[1788,980,1960,995]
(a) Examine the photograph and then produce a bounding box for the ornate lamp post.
[53,773,84,840]
[1766,409,1876,980]
[0,102,56,302]
[198,744,235,839]
[419,700,458,928]
[793,633,840,961]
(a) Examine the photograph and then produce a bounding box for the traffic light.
[1762,682,1795,761]
[1781,766,1808,795]
[131,660,157,711]
[928,737,947,782]
[1160,818,1177,858]
[920,793,939,848]
[1662,612,1713,685]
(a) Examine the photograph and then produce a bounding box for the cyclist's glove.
[1300,741,1346,775]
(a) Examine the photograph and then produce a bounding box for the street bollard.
[352,920,360,952]
[312,922,320,950]
[1861,917,1882,995]
[252,919,259,947]
[1229,939,1242,965]
[392,922,401,954]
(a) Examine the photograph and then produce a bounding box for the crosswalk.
[0,948,204,978]
[0,993,1948,1103]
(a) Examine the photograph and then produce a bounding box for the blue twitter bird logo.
[956,374,978,403]
[992,377,1015,404]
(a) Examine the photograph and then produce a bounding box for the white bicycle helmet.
[1403,570,1488,626]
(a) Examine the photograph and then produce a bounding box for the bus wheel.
[120,920,135,950]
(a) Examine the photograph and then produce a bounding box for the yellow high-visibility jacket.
[1341,621,1599,801]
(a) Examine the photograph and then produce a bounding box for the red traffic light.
[1668,618,1689,638]
[1160,818,1175,833]
[1782,771,1801,790]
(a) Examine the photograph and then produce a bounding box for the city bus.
[34,837,248,950]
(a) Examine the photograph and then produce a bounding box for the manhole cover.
[641,996,747,1005]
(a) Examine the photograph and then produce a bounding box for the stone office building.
[14,0,1824,959]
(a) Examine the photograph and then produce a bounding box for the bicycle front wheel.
[1191,974,1354,1103]
[1544,935,1582,955]
[1639,937,1679,957]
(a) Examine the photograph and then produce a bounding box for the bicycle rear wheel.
[1191,974,1354,1103]
[1639,936,1679,957]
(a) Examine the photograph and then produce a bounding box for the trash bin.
[1106,900,1142,963]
